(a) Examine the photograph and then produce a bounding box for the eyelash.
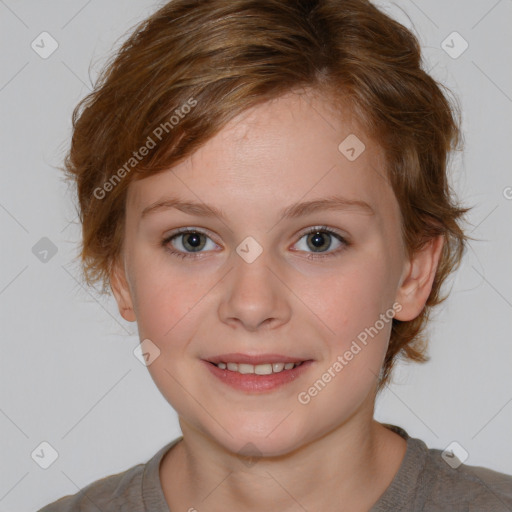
[161,226,350,261]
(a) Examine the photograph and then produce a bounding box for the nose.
[218,248,292,332]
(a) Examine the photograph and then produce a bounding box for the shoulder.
[376,425,512,512]
[36,460,145,512]
[419,441,512,511]
[36,439,180,512]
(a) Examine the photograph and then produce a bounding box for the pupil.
[309,231,329,251]
[184,233,204,251]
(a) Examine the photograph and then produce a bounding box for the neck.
[160,413,407,512]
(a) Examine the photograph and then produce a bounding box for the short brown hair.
[63,0,472,389]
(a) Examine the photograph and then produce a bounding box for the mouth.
[202,353,314,393]
[208,361,304,375]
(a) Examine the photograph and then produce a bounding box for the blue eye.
[161,226,349,260]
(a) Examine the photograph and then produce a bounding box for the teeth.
[255,364,273,375]
[214,361,302,374]
[238,363,254,374]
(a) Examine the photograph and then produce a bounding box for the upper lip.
[205,353,311,365]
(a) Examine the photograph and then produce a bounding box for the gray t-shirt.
[37,425,512,511]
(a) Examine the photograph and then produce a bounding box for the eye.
[161,228,218,259]
[293,226,349,260]
[161,226,349,260]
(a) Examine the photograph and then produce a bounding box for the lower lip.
[202,360,314,393]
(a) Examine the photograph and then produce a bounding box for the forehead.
[127,89,395,223]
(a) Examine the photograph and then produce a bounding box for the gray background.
[0,0,511,510]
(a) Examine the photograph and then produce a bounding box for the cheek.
[303,253,396,397]
[313,256,395,339]
[297,278,394,425]
[128,248,209,339]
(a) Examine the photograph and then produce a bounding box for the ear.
[394,235,444,322]
[110,257,137,322]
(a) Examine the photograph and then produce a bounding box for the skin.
[111,88,444,511]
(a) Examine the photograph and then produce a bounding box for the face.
[112,89,434,457]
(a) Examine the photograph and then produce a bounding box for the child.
[38,0,512,510]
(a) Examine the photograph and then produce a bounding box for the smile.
[212,361,303,374]
[203,358,314,393]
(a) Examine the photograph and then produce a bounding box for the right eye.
[161,228,219,259]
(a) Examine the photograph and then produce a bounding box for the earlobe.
[110,259,137,322]
[394,235,444,322]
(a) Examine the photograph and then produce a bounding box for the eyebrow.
[140,194,375,221]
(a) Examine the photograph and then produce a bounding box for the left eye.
[294,227,347,259]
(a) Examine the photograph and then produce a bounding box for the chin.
[210,421,310,459]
